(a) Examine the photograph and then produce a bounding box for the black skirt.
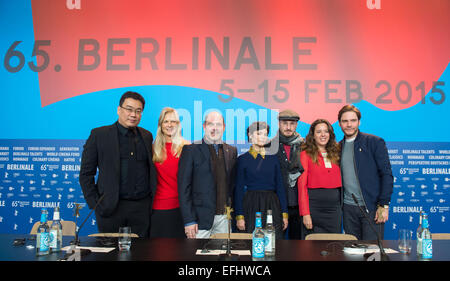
[303,188,342,237]
[241,190,284,239]
[150,208,186,238]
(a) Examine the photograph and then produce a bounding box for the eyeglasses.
[120,106,143,115]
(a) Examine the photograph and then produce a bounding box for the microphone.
[71,193,105,248]
[351,193,390,261]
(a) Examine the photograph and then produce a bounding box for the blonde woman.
[150,107,190,238]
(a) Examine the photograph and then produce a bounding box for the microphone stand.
[66,194,105,260]
[352,194,389,261]
[218,205,239,261]
[72,194,105,246]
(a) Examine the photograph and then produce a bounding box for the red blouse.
[153,143,181,210]
[298,150,342,216]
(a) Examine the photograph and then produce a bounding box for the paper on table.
[196,249,251,256]
[62,245,115,253]
[366,248,398,254]
[343,244,399,255]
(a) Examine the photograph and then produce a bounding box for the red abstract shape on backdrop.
[31,0,450,124]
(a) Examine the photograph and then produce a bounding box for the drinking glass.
[398,229,412,254]
[118,226,131,251]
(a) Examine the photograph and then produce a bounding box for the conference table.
[1,233,449,262]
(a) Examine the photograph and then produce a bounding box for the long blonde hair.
[153,107,187,163]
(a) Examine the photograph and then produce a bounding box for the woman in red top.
[298,119,342,237]
[150,107,190,238]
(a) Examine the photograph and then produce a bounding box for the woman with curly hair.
[298,119,342,237]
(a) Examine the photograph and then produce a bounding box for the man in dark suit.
[79,91,157,238]
[178,111,237,238]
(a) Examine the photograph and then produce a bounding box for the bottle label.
[422,219,429,228]
[416,237,422,255]
[422,239,432,259]
[49,230,57,248]
[39,232,49,252]
[255,218,262,228]
[264,233,274,252]
[252,238,265,258]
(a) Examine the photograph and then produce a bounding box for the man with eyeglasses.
[80,91,157,238]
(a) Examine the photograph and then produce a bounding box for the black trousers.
[150,208,186,238]
[287,207,303,240]
[343,203,384,240]
[95,196,151,238]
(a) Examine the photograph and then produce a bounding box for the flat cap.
[278,109,300,121]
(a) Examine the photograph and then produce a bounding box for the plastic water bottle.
[49,207,63,252]
[252,212,265,261]
[416,211,423,257]
[421,214,432,260]
[36,208,50,256]
[264,210,275,256]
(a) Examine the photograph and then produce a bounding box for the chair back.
[432,233,450,240]
[305,233,358,240]
[210,233,252,240]
[88,233,139,238]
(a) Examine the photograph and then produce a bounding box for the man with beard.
[338,105,393,240]
[267,109,304,239]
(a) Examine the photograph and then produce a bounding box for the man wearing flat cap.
[267,109,304,239]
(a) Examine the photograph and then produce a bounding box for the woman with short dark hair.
[234,121,288,239]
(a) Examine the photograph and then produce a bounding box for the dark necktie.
[213,144,219,155]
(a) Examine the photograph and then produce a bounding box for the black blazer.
[79,123,157,217]
[177,140,237,230]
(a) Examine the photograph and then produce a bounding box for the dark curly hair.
[301,119,340,165]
